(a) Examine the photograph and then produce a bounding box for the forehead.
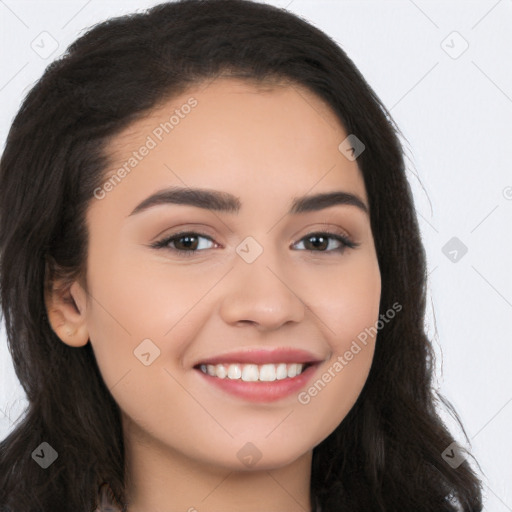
[109,76,350,160]
[99,76,368,213]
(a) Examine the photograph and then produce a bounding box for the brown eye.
[293,232,358,254]
[151,232,216,256]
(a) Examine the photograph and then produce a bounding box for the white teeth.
[199,362,306,381]
[227,364,242,379]
[287,363,299,378]
[259,364,276,382]
[276,363,288,380]
[216,364,227,379]
[241,364,259,382]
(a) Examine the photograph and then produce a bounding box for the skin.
[46,77,381,512]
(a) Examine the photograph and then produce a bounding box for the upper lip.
[193,348,324,367]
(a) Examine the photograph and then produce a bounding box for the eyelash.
[150,230,360,257]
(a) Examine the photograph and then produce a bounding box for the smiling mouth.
[194,362,314,382]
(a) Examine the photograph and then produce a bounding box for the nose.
[219,254,306,331]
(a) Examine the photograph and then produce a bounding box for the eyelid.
[149,223,218,244]
[293,223,353,243]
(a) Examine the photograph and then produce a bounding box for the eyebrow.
[127,186,369,217]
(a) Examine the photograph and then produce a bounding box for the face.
[58,77,381,472]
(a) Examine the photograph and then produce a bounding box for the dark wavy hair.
[0,0,483,510]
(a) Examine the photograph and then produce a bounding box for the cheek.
[83,253,164,383]
[293,255,381,436]
[84,250,213,390]
[83,259,203,444]
[312,252,382,351]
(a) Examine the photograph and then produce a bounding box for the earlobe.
[45,279,89,347]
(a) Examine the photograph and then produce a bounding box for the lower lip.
[195,363,320,403]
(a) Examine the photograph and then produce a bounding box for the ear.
[45,277,90,348]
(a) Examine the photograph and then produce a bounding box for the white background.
[1,0,511,509]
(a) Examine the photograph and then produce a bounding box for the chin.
[200,440,313,472]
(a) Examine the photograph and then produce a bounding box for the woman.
[0,0,483,510]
